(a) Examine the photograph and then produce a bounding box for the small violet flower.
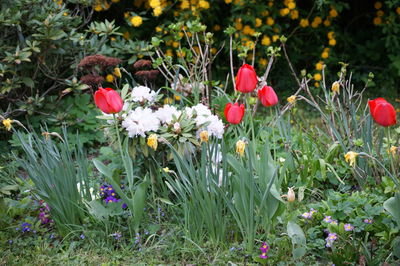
[323,216,332,223]
[363,218,373,224]
[325,232,337,247]
[80,234,85,239]
[259,242,269,259]
[344,223,354,231]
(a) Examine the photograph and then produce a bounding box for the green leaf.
[132,180,149,233]
[384,194,400,225]
[93,159,113,178]
[21,77,34,88]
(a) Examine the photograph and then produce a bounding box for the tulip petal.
[94,88,111,114]
[106,89,123,113]
[372,102,397,127]
[236,64,258,93]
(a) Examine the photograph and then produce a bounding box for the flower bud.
[287,187,295,202]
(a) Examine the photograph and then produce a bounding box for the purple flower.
[323,216,332,223]
[49,233,55,239]
[259,242,269,259]
[344,223,354,231]
[122,203,127,209]
[301,212,312,219]
[325,232,337,247]
[105,196,118,204]
[111,232,122,240]
[259,252,268,259]
[21,222,31,232]
[363,218,373,224]
[331,220,338,225]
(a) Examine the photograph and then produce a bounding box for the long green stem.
[113,114,125,161]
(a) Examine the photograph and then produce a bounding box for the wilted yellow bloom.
[199,130,209,143]
[315,61,324,71]
[147,134,158,151]
[94,4,102,12]
[123,31,130,40]
[130,16,143,27]
[165,49,173,57]
[213,24,221,31]
[344,151,359,167]
[388,146,398,155]
[331,81,340,93]
[377,10,384,17]
[287,187,295,202]
[111,0,120,2]
[299,18,309,27]
[113,68,122,78]
[272,35,279,42]
[235,21,243,30]
[211,47,217,54]
[374,1,382,9]
[236,140,246,157]
[106,74,114,83]
[287,95,296,104]
[2,118,13,131]
[266,17,274,26]
[163,167,170,173]
[314,73,322,81]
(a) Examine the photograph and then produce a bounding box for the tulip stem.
[113,114,125,165]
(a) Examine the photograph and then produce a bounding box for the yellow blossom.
[124,12,130,18]
[236,140,246,157]
[331,81,340,93]
[290,10,299,19]
[106,74,114,83]
[156,26,162,32]
[235,21,243,30]
[180,0,190,9]
[165,49,173,57]
[199,130,209,143]
[199,0,210,9]
[323,19,331,26]
[176,50,186,58]
[130,16,143,27]
[272,35,279,42]
[374,1,382,9]
[329,39,336,46]
[164,97,173,104]
[63,12,68,16]
[163,167,170,173]
[213,24,221,31]
[242,25,254,35]
[288,2,296,9]
[147,134,158,151]
[344,151,359,167]
[2,118,13,131]
[314,82,320,87]
[327,31,335,39]
[287,95,296,104]
[94,4,102,11]
[149,0,160,8]
[314,73,322,81]
[377,10,384,17]
[315,61,324,71]
[329,9,338,18]
[211,47,217,54]
[311,21,319,28]
[174,94,181,101]
[172,41,179,48]
[110,37,116,41]
[261,35,271,46]
[266,17,274,26]
[268,1,273,7]
[280,8,290,16]
[255,18,262,27]
[299,18,309,27]
[113,68,121,78]
[389,146,398,155]
[153,6,162,16]
[373,17,382,25]
[224,0,232,3]
[287,187,295,202]
[261,11,269,17]
[321,51,329,59]
[259,58,268,66]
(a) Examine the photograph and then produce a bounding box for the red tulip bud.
[94,87,123,114]
[235,64,258,93]
[224,102,245,125]
[368,97,396,127]
[258,86,278,107]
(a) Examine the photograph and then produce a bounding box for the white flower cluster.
[131,86,157,103]
[155,105,182,124]
[122,107,160,137]
[186,104,224,139]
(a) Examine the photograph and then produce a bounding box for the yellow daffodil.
[236,140,246,157]
[331,81,340,93]
[199,130,209,143]
[2,118,13,131]
[147,134,158,151]
[344,151,359,167]
[287,95,296,104]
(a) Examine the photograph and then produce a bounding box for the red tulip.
[235,64,258,93]
[224,102,245,125]
[94,87,123,114]
[368,97,396,127]
[258,86,278,107]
